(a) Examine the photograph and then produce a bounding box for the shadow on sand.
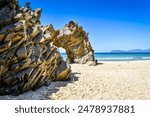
[0,72,80,100]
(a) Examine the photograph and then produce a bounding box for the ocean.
[61,53,150,62]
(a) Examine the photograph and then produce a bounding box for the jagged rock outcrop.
[0,0,71,95]
[52,21,97,65]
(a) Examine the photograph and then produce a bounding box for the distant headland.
[110,49,150,53]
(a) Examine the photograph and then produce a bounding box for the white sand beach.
[49,60,150,100]
[0,60,150,100]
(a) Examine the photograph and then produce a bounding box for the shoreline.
[98,59,150,63]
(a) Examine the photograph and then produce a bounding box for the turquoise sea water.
[95,53,150,61]
[61,53,150,62]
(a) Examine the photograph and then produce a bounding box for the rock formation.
[0,0,97,96]
[52,21,97,65]
[0,0,71,95]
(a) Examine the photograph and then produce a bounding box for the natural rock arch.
[50,21,97,65]
[0,0,97,96]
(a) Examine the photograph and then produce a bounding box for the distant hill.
[111,49,150,53]
[111,50,125,53]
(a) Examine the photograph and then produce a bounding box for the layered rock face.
[52,21,97,65]
[0,0,71,95]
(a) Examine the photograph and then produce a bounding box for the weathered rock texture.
[52,21,97,65]
[0,0,71,95]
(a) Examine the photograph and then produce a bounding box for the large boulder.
[52,21,97,65]
[0,1,71,95]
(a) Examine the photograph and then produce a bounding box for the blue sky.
[19,0,150,52]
